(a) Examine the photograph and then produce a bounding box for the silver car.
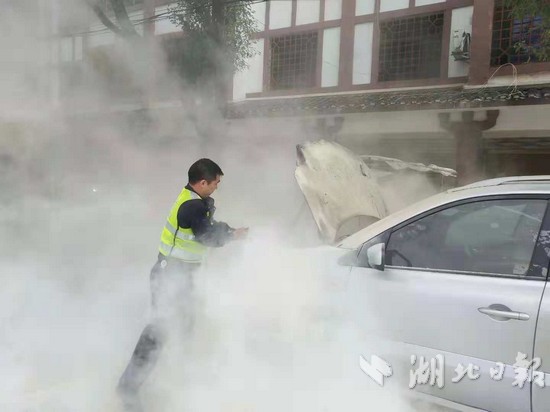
[334,176,550,412]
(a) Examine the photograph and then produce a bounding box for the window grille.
[379,13,445,82]
[491,1,543,66]
[270,31,319,90]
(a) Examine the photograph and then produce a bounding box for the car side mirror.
[358,242,385,271]
[337,249,359,266]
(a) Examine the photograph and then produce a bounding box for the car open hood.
[295,140,389,244]
[295,140,457,245]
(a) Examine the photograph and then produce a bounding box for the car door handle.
[478,307,530,321]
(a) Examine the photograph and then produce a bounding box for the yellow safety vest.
[158,187,208,263]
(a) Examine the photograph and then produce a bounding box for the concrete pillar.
[439,110,500,185]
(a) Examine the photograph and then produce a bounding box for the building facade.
[53,0,550,183]
[229,0,550,183]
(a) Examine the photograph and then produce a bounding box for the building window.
[378,13,444,82]
[270,31,318,90]
[60,36,83,63]
[491,2,542,66]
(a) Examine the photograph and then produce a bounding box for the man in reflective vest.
[117,158,247,410]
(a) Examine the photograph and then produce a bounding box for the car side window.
[386,199,548,277]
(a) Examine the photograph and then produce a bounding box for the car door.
[531,228,550,412]
[345,196,550,412]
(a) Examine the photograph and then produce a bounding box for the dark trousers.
[118,255,200,394]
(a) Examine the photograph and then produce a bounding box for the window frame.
[490,0,543,67]
[268,30,320,91]
[377,11,446,83]
[362,195,550,281]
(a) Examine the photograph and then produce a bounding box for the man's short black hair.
[188,158,224,184]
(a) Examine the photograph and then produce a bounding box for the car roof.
[450,175,550,192]
[338,176,550,249]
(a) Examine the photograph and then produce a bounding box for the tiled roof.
[485,137,550,152]
[226,86,550,118]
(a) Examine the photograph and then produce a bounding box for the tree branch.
[109,0,141,37]
[84,0,123,35]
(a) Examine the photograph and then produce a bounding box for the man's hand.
[232,227,249,240]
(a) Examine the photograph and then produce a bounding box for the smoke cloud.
[0,2,446,411]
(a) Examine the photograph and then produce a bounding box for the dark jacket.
[177,184,234,247]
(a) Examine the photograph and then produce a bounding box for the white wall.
[380,0,409,12]
[296,0,320,25]
[486,106,550,135]
[232,39,264,101]
[448,6,473,78]
[269,0,292,29]
[324,0,342,20]
[154,4,180,35]
[415,0,445,6]
[353,23,373,85]
[322,27,340,87]
[356,0,375,15]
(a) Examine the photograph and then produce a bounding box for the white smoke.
[0,2,441,411]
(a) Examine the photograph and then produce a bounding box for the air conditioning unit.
[451,31,471,62]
